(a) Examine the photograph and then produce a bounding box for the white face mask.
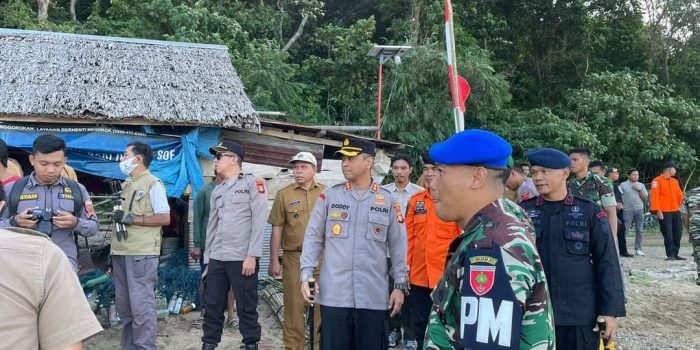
[119,157,138,176]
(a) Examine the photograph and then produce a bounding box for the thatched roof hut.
[0,29,259,130]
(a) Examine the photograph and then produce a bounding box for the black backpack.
[7,176,84,218]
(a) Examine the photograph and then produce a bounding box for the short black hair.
[127,141,153,167]
[512,165,526,175]
[589,160,605,170]
[517,162,529,168]
[628,168,638,175]
[568,147,590,157]
[390,153,414,168]
[32,134,66,155]
[0,139,8,167]
[0,183,5,203]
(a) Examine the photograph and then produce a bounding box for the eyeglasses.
[215,153,236,160]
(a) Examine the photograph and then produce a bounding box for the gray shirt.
[382,182,424,214]
[300,181,408,310]
[0,174,99,269]
[620,180,648,211]
[203,173,268,263]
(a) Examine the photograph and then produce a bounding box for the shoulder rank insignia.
[344,181,352,191]
[393,201,404,223]
[371,183,379,193]
[256,177,266,193]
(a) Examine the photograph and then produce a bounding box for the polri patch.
[19,193,39,200]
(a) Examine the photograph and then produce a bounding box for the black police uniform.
[520,193,626,350]
[613,182,630,256]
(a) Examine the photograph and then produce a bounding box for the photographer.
[0,134,98,271]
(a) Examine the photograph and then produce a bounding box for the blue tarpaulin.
[0,125,219,197]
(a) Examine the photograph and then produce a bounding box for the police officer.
[521,148,626,350]
[111,141,171,350]
[423,130,555,350]
[680,185,700,286]
[0,134,98,271]
[300,138,408,349]
[202,140,267,350]
[268,152,326,350]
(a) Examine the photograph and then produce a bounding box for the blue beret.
[526,148,572,169]
[429,129,512,168]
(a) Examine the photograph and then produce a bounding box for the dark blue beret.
[526,148,572,169]
[429,129,512,168]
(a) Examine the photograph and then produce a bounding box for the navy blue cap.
[421,151,435,166]
[526,148,572,169]
[429,129,512,168]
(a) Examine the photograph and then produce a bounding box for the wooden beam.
[0,114,204,127]
[258,128,342,147]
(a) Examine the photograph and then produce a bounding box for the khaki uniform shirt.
[0,227,102,350]
[204,173,268,263]
[268,181,326,251]
[300,181,408,310]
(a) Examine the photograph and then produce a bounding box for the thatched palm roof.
[0,29,259,130]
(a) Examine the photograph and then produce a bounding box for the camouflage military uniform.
[568,171,616,208]
[680,187,700,286]
[424,198,555,350]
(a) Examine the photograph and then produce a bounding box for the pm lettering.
[461,296,514,347]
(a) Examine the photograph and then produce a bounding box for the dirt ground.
[84,233,700,350]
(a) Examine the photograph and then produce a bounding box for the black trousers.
[202,259,261,345]
[555,325,599,350]
[617,210,629,255]
[408,285,433,350]
[320,306,388,350]
[659,211,683,258]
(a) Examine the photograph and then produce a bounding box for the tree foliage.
[1,0,700,181]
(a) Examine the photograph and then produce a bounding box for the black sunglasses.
[215,153,236,160]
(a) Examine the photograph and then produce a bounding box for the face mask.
[119,157,138,176]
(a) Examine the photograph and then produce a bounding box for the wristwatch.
[9,215,17,227]
[393,282,410,296]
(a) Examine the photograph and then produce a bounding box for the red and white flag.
[445,0,471,131]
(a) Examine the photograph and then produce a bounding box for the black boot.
[239,344,258,350]
[202,343,217,350]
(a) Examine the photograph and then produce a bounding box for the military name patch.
[331,204,350,210]
[19,193,39,200]
[289,200,302,206]
[59,193,74,200]
[370,206,389,214]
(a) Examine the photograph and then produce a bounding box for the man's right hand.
[657,211,664,220]
[190,248,202,262]
[15,210,38,229]
[268,259,281,278]
[301,279,319,305]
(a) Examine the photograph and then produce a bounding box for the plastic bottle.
[156,291,169,320]
[180,303,196,314]
[109,301,120,327]
[167,292,178,314]
[173,295,184,315]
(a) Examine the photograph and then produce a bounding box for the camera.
[28,208,54,236]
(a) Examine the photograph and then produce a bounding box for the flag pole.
[445,0,464,132]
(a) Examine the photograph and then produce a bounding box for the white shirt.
[149,182,170,214]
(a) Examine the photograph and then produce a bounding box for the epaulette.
[4,227,50,239]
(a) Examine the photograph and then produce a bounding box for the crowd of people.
[1,129,699,350]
